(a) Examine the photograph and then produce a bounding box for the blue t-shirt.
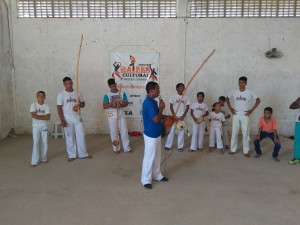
[142,95,162,138]
[103,91,128,118]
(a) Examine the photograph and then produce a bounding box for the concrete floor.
[0,134,299,225]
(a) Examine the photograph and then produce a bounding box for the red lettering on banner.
[120,66,151,75]
[127,67,132,73]
[135,67,141,73]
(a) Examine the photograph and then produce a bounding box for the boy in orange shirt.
[254,107,281,161]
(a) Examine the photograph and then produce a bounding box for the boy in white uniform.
[57,77,92,161]
[226,76,260,157]
[165,83,190,152]
[208,102,225,154]
[30,91,50,167]
[219,96,230,149]
[190,92,209,151]
[103,78,131,153]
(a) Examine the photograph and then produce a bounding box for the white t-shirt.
[169,94,190,117]
[228,89,258,115]
[209,111,225,127]
[221,106,230,126]
[57,90,84,118]
[30,102,50,126]
[191,102,208,118]
[103,91,128,119]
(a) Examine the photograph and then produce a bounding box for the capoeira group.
[29,75,300,190]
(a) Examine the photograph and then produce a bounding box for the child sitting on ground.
[254,107,281,162]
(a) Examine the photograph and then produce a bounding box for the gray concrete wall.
[9,1,300,136]
[0,0,15,140]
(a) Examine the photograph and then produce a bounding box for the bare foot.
[244,153,251,157]
[67,158,76,162]
[220,149,224,154]
[229,151,236,155]
[207,148,213,153]
[273,157,280,162]
[79,156,92,159]
[30,165,37,168]
[225,145,229,150]
[254,154,261,158]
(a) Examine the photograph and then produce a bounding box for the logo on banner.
[111,55,158,82]
[112,62,122,80]
[124,110,133,115]
[111,52,159,118]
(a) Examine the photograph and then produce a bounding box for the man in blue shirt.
[141,82,168,189]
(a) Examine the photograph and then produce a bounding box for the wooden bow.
[112,84,123,154]
[76,34,84,115]
[174,49,216,117]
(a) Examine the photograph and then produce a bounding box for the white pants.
[108,117,131,152]
[141,134,164,185]
[231,114,250,154]
[31,125,48,165]
[190,121,206,150]
[222,125,229,146]
[165,125,184,149]
[64,116,88,158]
[209,125,223,149]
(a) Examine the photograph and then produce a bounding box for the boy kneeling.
[254,107,281,162]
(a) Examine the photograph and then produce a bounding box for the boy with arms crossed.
[30,91,50,167]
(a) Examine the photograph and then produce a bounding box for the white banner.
[110,52,160,118]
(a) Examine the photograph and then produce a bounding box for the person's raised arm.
[290,97,300,109]
[152,100,165,123]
